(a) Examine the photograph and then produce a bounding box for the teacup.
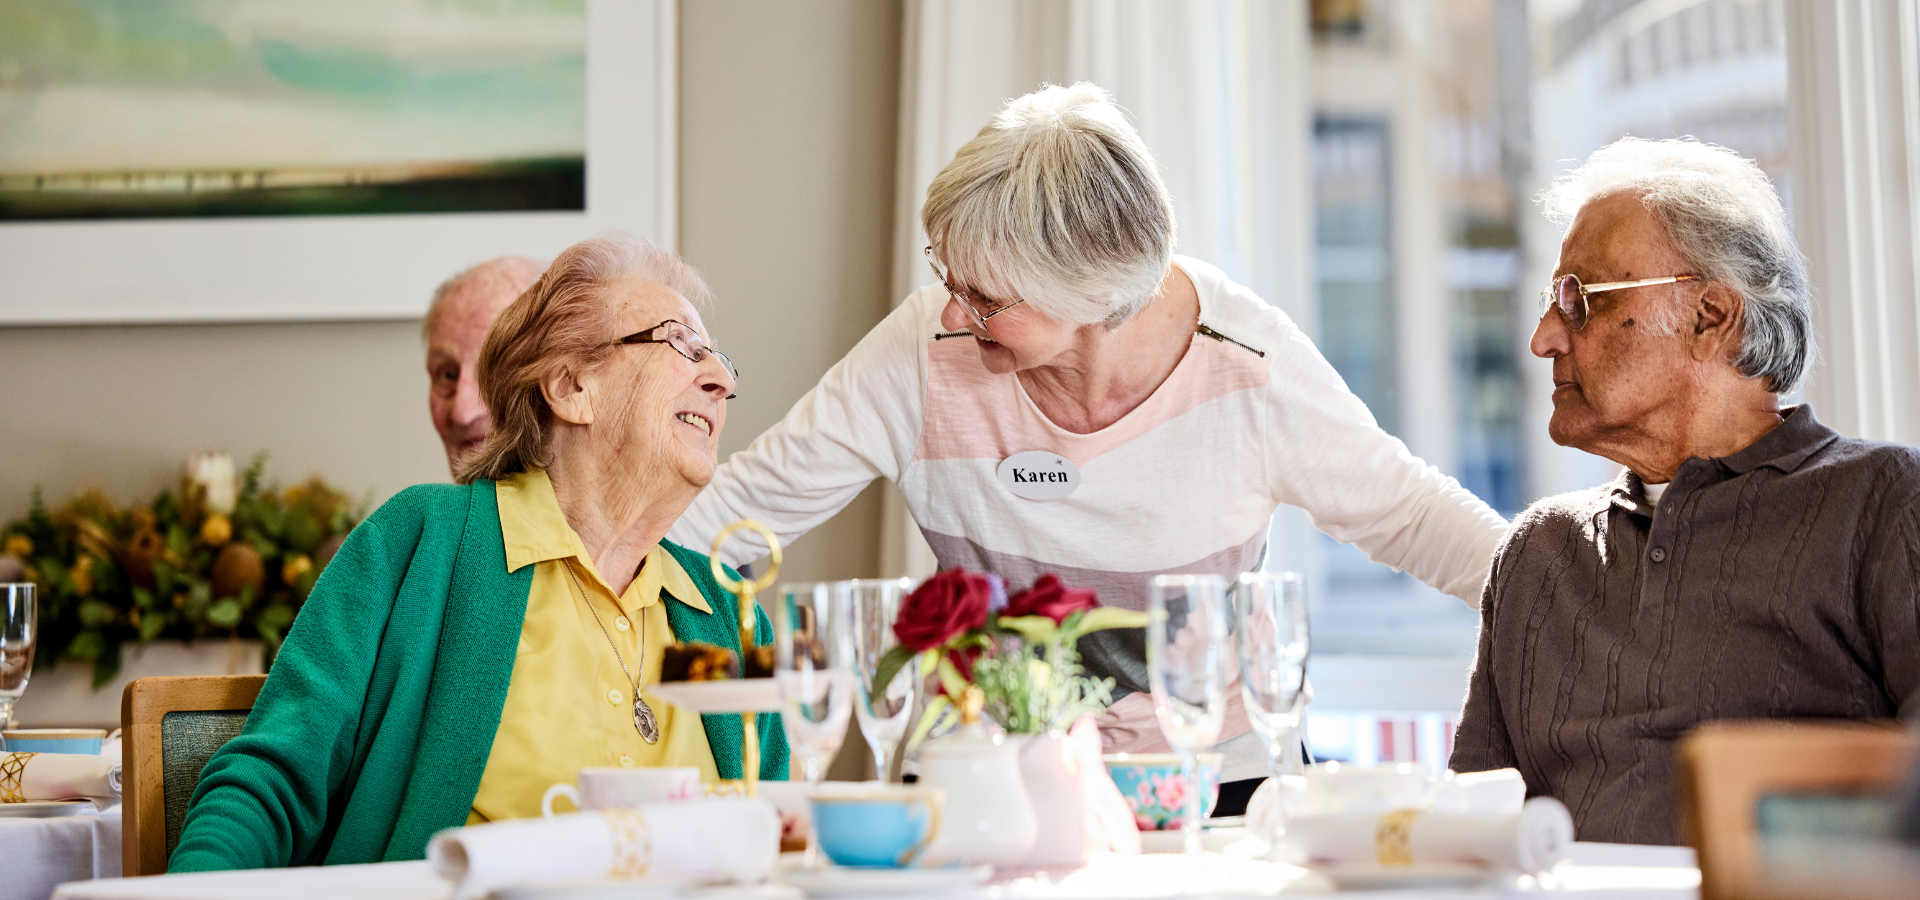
[2,728,106,755]
[1102,752,1225,831]
[1292,761,1462,815]
[810,786,942,868]
[753,780,816,853]
[540,766,700,818]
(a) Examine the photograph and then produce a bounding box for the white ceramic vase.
[917,724,1037,866]
[1013,733,1089,867]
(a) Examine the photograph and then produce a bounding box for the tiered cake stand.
[646,519,782,797]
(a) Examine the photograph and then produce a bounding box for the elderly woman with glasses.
[170,233,785,873]
[669,83,1507,811]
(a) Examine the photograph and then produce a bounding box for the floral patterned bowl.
[1103,752,1226,831]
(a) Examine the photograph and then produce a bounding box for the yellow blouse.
[467,470,719,823]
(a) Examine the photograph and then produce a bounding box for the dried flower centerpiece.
[0,452,366,685]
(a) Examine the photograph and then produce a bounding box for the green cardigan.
[169,480,788,872]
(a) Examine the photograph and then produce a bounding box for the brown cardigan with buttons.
[1450,405,1920,845]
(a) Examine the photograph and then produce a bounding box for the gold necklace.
[564,561,660,744]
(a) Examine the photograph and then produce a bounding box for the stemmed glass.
[1147,574,1232,856]
[846,578,916,782]
[1235,571,1311,784]
[1,583,35,731]
[774,581,856,866]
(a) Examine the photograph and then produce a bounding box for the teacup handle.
[541,783,580,820]
[896,795,942,868]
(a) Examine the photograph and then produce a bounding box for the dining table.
[3,732,125,900]
[47,841,1700,900]
[2,805,122,900]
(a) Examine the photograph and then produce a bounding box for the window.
[1300,0,1790,766]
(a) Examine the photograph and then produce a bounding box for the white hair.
[923,82,1176,327]
[1542,137,1813,394]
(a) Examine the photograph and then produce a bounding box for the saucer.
[1311,863,1515,891]
[775,861,993,897]
[0,801,94,818]
[1137,826,1248,854]
[648,680,781,713]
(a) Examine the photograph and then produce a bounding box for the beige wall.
[681,0,902,581]
[0,0,902,584]
[0,320,447,518]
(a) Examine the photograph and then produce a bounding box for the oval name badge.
[997,450,1081,500]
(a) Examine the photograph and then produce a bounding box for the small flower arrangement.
[0,452,366,686]
[872,569,1148,741]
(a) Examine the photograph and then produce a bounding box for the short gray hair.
[923,82,1175,326]
[1542,137,1813,394]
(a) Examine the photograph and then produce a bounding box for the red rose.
[894,568,993,652]
[946,645,983,685]
[1004,574,1100,624]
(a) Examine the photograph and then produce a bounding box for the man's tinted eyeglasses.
[1539,273,1700,332]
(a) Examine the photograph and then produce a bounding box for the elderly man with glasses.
[1449,138,1920,845]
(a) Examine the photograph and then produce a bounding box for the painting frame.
[0,0,675,325]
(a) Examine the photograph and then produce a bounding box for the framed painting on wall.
[0,0,675,324]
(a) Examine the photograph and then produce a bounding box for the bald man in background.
[423,256,546,474]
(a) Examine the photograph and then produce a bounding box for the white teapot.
[916,687,1038,866]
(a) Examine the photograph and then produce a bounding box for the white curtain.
[879,0,1317,579]
[1787,0,1920,444]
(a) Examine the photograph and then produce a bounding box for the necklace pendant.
[634,695,660,744]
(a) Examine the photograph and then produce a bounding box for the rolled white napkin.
[1246,767,1532,837]
[1439,768,1528,815]
[427,799,780,900]
[1,751,121,810]
[1277,796,1574,874]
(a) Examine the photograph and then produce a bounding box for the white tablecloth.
[2,808,122,900]
[49,842,1700,900]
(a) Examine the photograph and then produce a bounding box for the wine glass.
[1,583,35,731]
[774,581,856,866]
[1235,571,1311,794]
[846,578,916,782]
[1147,574,1231,856]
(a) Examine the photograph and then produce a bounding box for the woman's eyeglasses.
[924,245,1025,330]
[1540,273,1699,332]
[613,319,738,399]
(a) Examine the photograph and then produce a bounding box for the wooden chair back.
[1678,720,1915,900]
[121,675,267,876]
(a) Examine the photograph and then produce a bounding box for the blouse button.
[1650,547,1668,563]
[607,688,623,705]
[615,616,631,632]
[619,756,636,768]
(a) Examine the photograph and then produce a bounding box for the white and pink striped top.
[671,256,1507,771]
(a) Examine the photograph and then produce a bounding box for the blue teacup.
[809,787,942,868]
[2,728,106,755]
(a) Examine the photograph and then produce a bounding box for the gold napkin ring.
[1,751,35,804]
[1375,808,1421,868]
[603,808,655,879]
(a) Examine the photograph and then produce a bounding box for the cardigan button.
[1650,547,1668,563]
[615,616,631,632]
[607,688,623,705]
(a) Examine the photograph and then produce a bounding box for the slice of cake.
[659,641,738,681]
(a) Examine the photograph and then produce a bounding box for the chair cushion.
[162,710,250,858]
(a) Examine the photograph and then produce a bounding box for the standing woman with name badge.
[667,83,1508,813]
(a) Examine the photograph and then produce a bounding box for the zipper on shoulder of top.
[1196,323,1265,358]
